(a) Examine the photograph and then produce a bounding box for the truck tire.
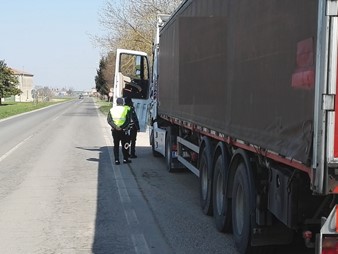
[165,129,174,172]
[199,143,213,216]
[232,162,252,254]
[213,154,232,232]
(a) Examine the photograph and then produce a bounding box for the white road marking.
[52,115,60,122]
[124,209,139,225]
[0,135,33,163]
[116,178,131,203]
[132,234,151,254]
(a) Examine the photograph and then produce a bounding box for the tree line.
[95,0,182,100]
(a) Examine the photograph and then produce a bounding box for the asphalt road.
[0,97,313,254]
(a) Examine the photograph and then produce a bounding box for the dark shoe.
[123,159,132,164]
[130,154,137,158]
[115,160,120,165]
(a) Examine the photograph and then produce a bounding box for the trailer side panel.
[158,0,318,164]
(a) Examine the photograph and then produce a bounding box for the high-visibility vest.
[110,105,130,127]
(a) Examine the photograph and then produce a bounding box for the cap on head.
[116,97,124,105]
[124,96,132,106]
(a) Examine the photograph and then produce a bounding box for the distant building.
[11,68,34,102]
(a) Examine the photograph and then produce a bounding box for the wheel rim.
[201,158,208,200]
[215,168,224,215]
[234,183,244,234]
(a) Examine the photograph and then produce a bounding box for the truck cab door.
[113,49,150,132]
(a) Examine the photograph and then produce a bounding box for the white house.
[11,68,34,102]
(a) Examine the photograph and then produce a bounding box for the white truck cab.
[113,49,151,132]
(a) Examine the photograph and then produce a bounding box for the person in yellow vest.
[107,97,132,165]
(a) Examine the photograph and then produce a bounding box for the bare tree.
[93,0,181,94]
[97,0,182,56]
[102,52,116,91]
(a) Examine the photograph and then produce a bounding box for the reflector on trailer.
[321,236,338,254]
[320,206,338,253]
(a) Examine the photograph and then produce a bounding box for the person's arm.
[107,111,120,130]
[126,110,132,129]
[132,110,140,131]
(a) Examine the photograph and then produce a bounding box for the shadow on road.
[87,145,121,254]
[77,143,156,253]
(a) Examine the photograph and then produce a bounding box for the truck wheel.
[232,162,252,254]
[199,145,213,216]
[165,130,174,172]
[213,154,232,232]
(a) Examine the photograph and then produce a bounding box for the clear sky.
[0,0,106,91]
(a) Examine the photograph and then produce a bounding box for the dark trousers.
[129,126,137,156]
[112,129,129,161]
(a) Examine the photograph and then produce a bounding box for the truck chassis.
[151,114,334,253]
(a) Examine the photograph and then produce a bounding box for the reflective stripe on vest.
[110,105,130,127]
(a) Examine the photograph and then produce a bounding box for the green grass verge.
[0,100,68,120]
[96,98,112,116]
[0,98,112,120]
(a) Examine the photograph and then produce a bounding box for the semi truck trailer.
[113,0,338,253]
